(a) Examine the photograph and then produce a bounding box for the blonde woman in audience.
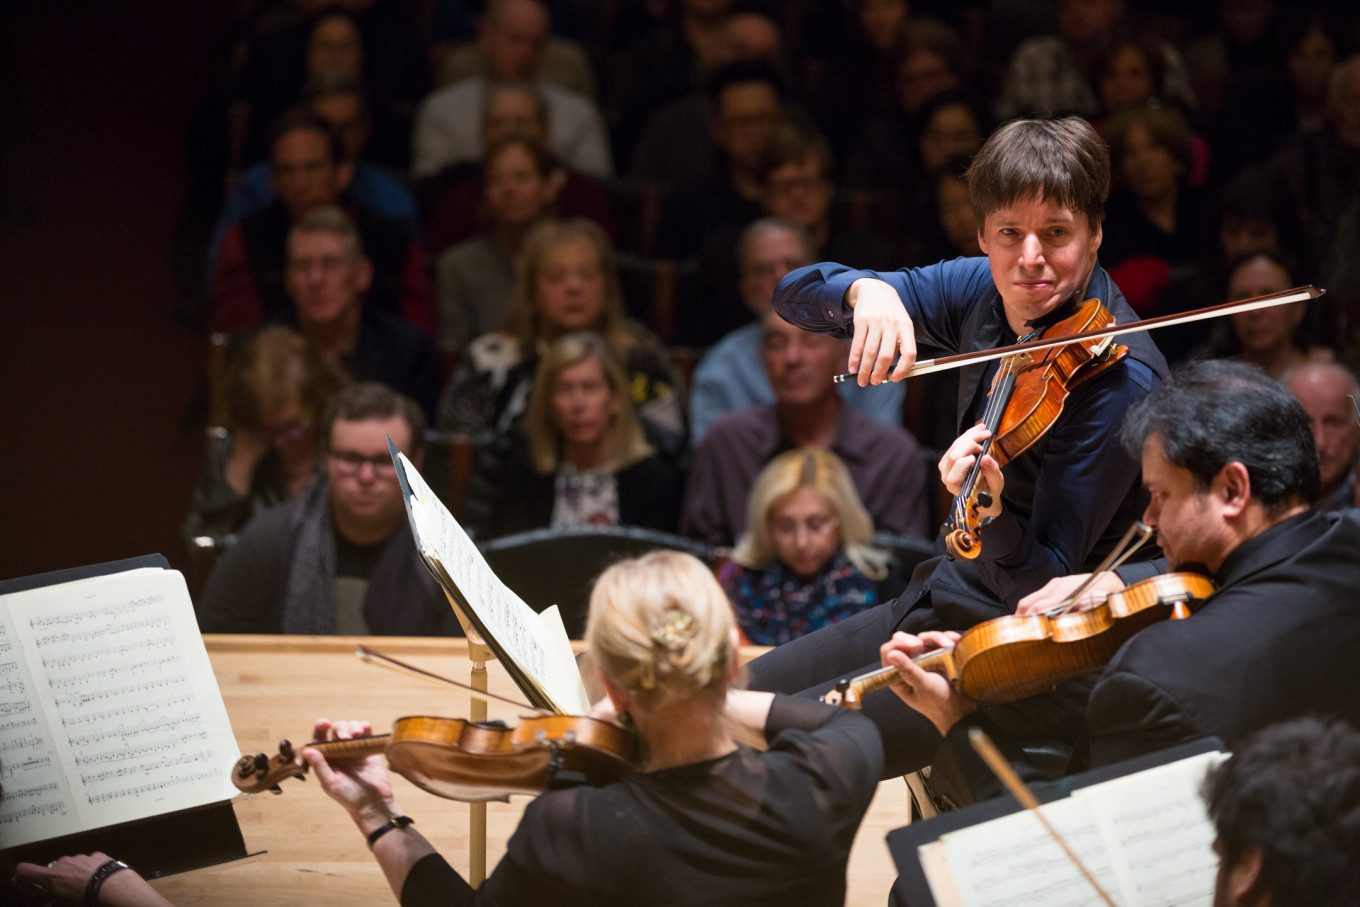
[433,136,564,352]
[436,218,682,454]
[721,448,899,646]
[305,550,882,906]
[182,325,345,551]
[460,333,683,540]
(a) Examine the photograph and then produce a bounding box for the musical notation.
[0,569,240,850]
[32,614,172,649]
[87,769,221,806]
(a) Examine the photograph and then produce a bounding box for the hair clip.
[650,612,695,652]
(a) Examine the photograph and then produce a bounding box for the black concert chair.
[479,526,715,639]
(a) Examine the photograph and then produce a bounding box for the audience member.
[1201,249,1333,379]
[431,0,597,100]
[283,206,440,420]
[183,325,345,553]
[1283,362,1360,512]
[410,0,612,180]
[198,382,461,636]
[994,0,1194,122]
[1100,103,1213,315]
[421,83,615,256]
[436,218,683,452]
[688,219,905,445]
[626,11,785,185]
[1272,55,1360,269]
[228,4,426,179]
[206,70,419,285]
[721,448,900,645]
[686,125,897,348]
[682,309,929,547]
[433,136,563,352]
[609,0,744,163]
[209,109,435,337]
[653,60,788,259]
[460,332,683,540]
[1202,717,1360,907]
[1278,11,1342,142]
[842,19,971,192]
[809,0,913,159]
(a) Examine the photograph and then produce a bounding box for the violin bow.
[1047,522,1153,617]
[968,727,1121,907]
[834,285,1324,383]
[355,644,545,714]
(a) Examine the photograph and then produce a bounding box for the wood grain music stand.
[446,607,496,887]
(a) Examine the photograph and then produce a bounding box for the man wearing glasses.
[198,383,462,637]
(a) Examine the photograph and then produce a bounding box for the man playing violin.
[884,360,1360,794]
[748,116,1168,776]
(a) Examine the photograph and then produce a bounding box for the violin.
[233,714,637,802]
[822,571,1215,707]
[944,297,1128,561]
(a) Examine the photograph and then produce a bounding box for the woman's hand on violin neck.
[846,277,917,386]
[305,718,399,834]
[940,425,1004,515]
[1015,571,1126,617]
[879,631,974,736]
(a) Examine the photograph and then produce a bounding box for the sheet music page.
[397,453,582,712]
[1076,751,1225,907]
[940,794,1132,907]
[535,606,589,714]
[0,568,238,848]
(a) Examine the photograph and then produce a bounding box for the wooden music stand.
[449,608,495,887]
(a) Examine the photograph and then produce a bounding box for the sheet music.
[397,452,588,714]
[0,568,238,848]
[1077,752,1225,907]
[925,750,1226,907]
[941,795,1127,907]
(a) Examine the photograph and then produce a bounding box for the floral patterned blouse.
[718,550,879,646]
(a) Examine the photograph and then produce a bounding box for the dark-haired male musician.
[748,116,1168,777]
[884,361,1360,793]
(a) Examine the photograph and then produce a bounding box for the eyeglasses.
[328,449,397,477]
[770,514,840,540]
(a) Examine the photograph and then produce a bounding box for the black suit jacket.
[947,509,1360,796]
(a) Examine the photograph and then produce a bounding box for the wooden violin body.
[944,298,1129,561]
[825,572,1215,707]
[233,714,636,802]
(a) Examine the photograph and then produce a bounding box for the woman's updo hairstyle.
[585,551,736,710]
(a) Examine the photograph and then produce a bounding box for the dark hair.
[966,117,1109,229]
[1120,359,1319,510]
[301,69,370,118]
[1203,717,1360,906]
[760,123,834,182]
[1105,102,1195,176]
[269,107,347,166]
[1092,27,1168,109]
[705,59,787,109]
[1225,247,1299,294]
[1218,168,1297,237]
[322,382,426,455]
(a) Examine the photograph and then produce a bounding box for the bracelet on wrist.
[366,815,414,851]
[85,858,129,906]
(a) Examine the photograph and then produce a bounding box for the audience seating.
[479,526,716,638]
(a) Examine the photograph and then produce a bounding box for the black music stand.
[0,555,250,882]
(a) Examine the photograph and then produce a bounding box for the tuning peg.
[269,785,283,795]
[977,491,993,509]
[253,753,269,773]
[279,740,294,760]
